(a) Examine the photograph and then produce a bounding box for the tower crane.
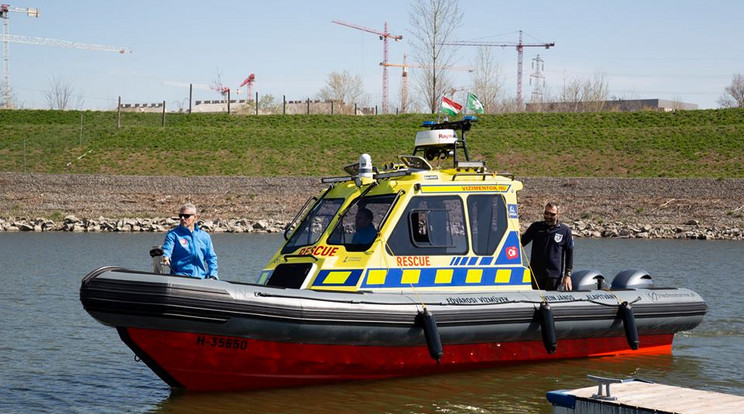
[441,30,554,109]
[239,74,255,100]
[381,54,473,113]
[332,19,402,114]
[1,3,131,108]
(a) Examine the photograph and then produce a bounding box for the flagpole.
[464,91,469,118]
[437,95,442,123]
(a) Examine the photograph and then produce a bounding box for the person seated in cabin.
[521,202,573,291]
[352,208,377,244]
[162,203,219,279]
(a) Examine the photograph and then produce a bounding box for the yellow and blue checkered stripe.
[359,266,530,288]
[310,266,531,289]
[311,269,365,288]
[310,231,529,289]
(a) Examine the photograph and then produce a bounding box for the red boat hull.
[121,327,674,392]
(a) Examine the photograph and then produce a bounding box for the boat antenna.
[416,116,477,168]
[426,116,475,161]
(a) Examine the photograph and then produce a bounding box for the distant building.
[118,99,376,115]
[526,99,698,112]
[118,102,167,113]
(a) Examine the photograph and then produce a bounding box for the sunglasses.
[179,213,194,219]
[543,211,557,217]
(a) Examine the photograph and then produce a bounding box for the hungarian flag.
[440,96,462,116]
[466,92,485,114]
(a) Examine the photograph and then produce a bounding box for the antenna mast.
[440,30,554,110]
[530,54,545,104]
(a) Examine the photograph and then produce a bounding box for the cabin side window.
[467,194,509,256]
[387,195,467,256]
[282,198,344,254]
[327,194,397,252]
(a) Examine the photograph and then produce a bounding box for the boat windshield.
[282,198,344,254]
[327,194,397,251]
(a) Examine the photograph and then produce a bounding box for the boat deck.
[547,375,744,414]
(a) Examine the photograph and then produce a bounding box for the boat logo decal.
[554,234,563,243]
[508,204,518,218]
[496,232,523,264]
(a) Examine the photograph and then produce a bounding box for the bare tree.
[408,0,463,113]
[471,47,503,113]
[495,97,521,113]
[45,76,82,110]
[211,68,230,98]
[317,71,366,114]
[553,70,609,112]
[718,73,744,108]
[1,85,16,109]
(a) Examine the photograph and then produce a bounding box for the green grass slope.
[1,108,742,177]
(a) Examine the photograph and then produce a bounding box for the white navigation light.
[359,153,373,178]
[415,129,457,147]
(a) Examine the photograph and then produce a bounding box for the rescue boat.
[80,117,706,392]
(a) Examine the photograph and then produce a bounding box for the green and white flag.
[466,92,485,114]
[441,96,463,116]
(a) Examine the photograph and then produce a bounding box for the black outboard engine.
[570,269,608,290]
[611,269,654,289]
[149,245,170,274]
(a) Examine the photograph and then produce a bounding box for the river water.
[1,233,742,413]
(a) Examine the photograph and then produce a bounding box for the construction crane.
[239,74,255,101]
[332,19,402,114]
[1,3,39,107]
[441,30,554,109]
[381,54,473,113]
[1,3,131,108]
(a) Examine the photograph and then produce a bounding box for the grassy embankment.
[1,108,742,178]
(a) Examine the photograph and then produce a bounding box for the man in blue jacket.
[162,203,218,279]
[521,202,573,291]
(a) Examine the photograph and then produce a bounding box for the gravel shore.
[1,172,743,239]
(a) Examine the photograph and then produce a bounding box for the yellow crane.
[381,54,473,113]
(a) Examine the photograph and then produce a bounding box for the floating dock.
[547,375,744,414]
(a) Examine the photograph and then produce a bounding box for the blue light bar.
[463,116,478,121]
[421,121,436,127]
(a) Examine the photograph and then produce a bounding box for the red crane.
[240,74,255,101]
[441,30,555,109]
[332,20,402,114]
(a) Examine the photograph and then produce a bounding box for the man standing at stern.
[162,203,218,279]
[521,202,574,291]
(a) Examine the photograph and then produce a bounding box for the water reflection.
[150,354,686,414]
[2,234,742,414]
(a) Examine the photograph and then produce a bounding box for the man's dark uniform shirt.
[521,221,574,288]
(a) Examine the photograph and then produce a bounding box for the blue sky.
[4,0,743,110]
